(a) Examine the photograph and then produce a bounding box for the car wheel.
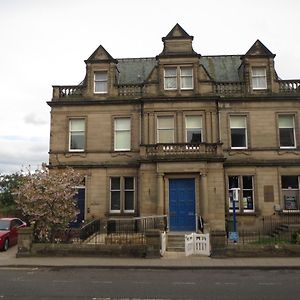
[3,239,9,251]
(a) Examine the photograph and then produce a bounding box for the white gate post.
[160,231,167,256]
[185,233,194,256]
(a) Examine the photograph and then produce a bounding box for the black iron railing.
[225,212,300,245]
[107,215,167,234]
[79,219,101,240]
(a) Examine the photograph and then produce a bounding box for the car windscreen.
[0,220,10,230]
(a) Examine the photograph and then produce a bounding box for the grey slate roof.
[116,55,243,85]
[117,58,157,85]
[201,55,242,82]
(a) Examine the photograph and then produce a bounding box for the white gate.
[185,233,210,256]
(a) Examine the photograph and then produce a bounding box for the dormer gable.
[241,40,277,93]
[158,23,200,58]
[243,39,276,59]
[164,23,192,40]
[85,45,118,63]
[84,45,118,97]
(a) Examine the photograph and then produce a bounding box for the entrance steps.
[166,233,187,252]
[270,223,300,237]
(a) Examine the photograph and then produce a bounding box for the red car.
[0,218,27,251]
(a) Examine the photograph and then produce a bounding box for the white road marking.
[173,281,196,285]
[215,282,237,285]
[52,280,72,283]
[91,281,113,284]
[132,281,151,284]
[259,282,278,286]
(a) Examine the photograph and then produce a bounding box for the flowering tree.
[15,165,83,242]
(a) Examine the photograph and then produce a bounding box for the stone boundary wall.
[211,244,300,257]
[17,227,161,258]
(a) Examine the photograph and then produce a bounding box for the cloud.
[0,137,48,174]
[24,112,48,126]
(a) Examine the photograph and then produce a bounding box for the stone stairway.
[166,233,186,252]
[270,224,300,238]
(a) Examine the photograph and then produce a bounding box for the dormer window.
[251,67,267,90]
[164,67,177,90]
[164,66,193,90]
[94,71,108,93]
[180,67,193,89]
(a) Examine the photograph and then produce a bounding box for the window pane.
[111,177,120,190]
[165,78,176,89]
[158,117,174,129]
[115,131,130,150]
[229,176,239,189]
[125,177,134,189]
[180,67,193,76]
[158,129,174,143]
[95,82,107,93]
[243,176,253,189]
[95,72,107,81]
[111,191,120,211]
[186,116,202,128]
[70,133,84,150]
[243,190,254,210]
[187,130,202,143]
[70,119,85,131]
[283,190,299,210]
[282,176,298,189]
[125,191,134,211]
[231,128,246,148]
[279,115,294,128]
[165,68,177,76]
[280,128,295,147]
[252,67,266,76]
[230,116,246,128]
[252,77,266,89]
[181,77,193,89]
[115,118,131,130]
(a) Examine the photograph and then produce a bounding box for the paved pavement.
[1,246,300,269]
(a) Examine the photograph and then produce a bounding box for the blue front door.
[169,179,196,231]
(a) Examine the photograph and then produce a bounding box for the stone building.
[48,24,300,237]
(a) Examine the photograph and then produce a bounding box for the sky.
[0,0,300,174]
